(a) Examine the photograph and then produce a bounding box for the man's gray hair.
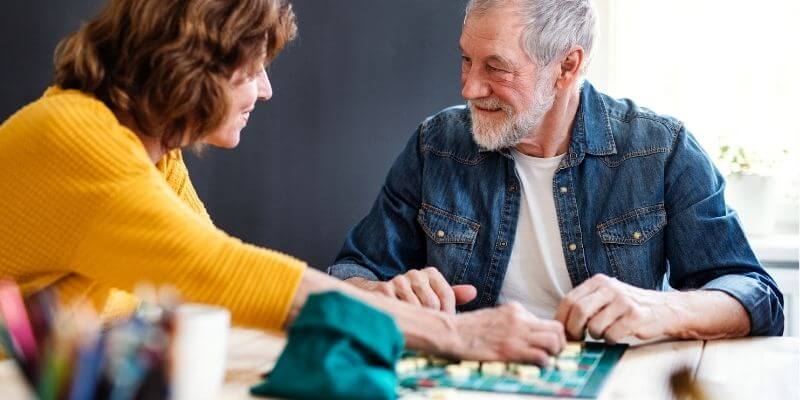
[466,0,596,72]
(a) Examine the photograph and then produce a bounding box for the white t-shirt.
[497,149,573,319]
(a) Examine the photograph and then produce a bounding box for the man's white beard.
[469,74,557,151]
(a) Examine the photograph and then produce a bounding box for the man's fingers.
[527,331,563,356]
[586,297,626,339]
[564,286,615,339]
[411,284,441,310]
[554,274,610,323]
[407,273,441,310]
[373,282,395,298]
[452,285,477,305]
[425,269,457,313]
[514,345,551,366]
[603,317,632,344]
[536,318,567,349]
[508,304,565,357]
[391,277,421,307]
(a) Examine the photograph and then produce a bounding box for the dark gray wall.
[1,0,468,268]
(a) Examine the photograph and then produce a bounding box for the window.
[588,0,799,232]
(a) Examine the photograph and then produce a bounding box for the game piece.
[560,342,583,357]
[428,388,456,400]
[459,360,480,371]
[515,365,541,380]
[409,357,428,369]
[558,352,579,360]
[396,359,417,374]
[480,362,506,376]
[556,359,579,372]
[445,365,471,379]
[564,342,582,353]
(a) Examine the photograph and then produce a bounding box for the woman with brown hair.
[0,0,565,363]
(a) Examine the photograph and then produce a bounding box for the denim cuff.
[701,274,782,336]
[327,263,380,281]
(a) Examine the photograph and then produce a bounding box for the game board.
[397,342,626,398]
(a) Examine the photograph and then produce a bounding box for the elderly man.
[329,0,784,342]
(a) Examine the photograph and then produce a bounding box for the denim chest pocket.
[417,203,479,283]
[597,204,667,289]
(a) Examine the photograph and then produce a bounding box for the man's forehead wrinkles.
[461,31,525,69]
[462,25,501,42]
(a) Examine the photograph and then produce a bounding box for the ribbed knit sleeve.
[70,174,305,331]
[0,87,306,332]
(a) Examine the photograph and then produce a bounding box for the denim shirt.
[329,82,784,336]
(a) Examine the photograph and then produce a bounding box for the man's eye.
[487,65,504,73]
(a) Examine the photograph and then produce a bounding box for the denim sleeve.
[663,127,784,336]
[327,127,427,281]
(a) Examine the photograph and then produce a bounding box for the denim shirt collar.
[560,81,618,169]
[476,81,618,166]
[575,81,617,156]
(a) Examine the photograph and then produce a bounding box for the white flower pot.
[724,174,779,236]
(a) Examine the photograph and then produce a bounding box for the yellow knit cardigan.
[0,87,305,331]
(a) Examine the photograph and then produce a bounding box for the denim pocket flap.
[597,204,666,245]
[417,204,479,245]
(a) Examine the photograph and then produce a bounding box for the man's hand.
[345,267,477,313]
[554,274,683,343]
[449,301,567,365]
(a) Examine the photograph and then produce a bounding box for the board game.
[396,342,626,398]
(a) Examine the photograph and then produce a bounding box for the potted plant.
[716,144,789,236]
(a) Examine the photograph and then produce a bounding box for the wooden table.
[1,329,797,399]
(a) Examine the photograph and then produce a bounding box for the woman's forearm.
[287,267,458,354]
[287,267,567,364]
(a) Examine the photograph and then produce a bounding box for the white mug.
[171,303,231,400]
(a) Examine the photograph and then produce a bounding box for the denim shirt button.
[498,240,508,249]
[509,184,518,192]
[436,230,446,238]
[559,186,568,194]
[632,231,642,240]
[568,243,577,251]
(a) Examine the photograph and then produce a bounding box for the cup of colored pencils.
[0,280,180,400]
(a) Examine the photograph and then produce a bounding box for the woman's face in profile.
[202,65,272,148]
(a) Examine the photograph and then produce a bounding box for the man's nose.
[461,68,491,100]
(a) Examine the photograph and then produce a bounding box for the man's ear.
[556,46,585,90]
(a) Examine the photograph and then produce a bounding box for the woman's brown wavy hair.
[54,0,296,148]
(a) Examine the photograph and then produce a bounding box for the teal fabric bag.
[250,291,404,400]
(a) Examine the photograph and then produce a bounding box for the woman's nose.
[257,68,272,101]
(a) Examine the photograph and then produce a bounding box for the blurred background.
[1,0,797,334]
